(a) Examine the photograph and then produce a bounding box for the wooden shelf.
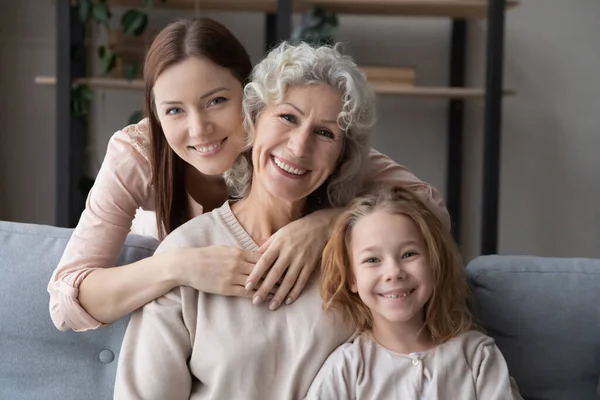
[109,0,519,18]
[304,0,519,18]
[371,82,515,98]
[35,75,514,99]
[35,76,144,91]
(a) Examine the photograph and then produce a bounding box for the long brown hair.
[143,18,252,239]
[320,186,474,345]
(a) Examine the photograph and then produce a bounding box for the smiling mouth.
[188,138,227,154]
[271,155,310,176]
[379,289,416,299]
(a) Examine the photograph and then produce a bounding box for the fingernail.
[245,281,254,291]
[252,295,262,306]
[269,300,279,310]
[285,297,293,305]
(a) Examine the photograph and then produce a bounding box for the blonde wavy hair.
[224,41,376,209]
[320,186,475,344]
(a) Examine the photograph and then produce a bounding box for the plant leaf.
[128,110,144,125]
[125,62,140,81]
[121,9,148,36]
[99,47,116,75]
[92,2,110,23]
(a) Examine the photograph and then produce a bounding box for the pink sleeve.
[364,148,451,231]
[47,124,154,332]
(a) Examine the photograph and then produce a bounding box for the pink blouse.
[47,119,450,332]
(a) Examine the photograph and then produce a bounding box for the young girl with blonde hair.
[306,186,522,399]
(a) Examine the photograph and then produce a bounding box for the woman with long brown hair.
[48,18,450,333]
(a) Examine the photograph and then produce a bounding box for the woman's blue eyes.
[165,97,228,115]
[208,96,227,106]
[279,114,335,139]
[166,107,183,115]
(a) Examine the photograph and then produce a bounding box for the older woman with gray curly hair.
[114,41,431,400]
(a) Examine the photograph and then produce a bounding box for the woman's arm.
[114,286,192,400]
[48,126,158,331]
[365,147,451,230]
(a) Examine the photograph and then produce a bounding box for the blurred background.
[1,0,599,261]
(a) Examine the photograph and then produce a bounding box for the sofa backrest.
[0,221,158,400]
[467,255,600,400]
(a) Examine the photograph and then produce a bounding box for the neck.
[371,313,434,355]
[231,179,305,247]
[185,166,228,211]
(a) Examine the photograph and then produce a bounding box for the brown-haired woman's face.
[153,57,246,175]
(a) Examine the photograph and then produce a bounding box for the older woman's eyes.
[166,107,183,116]
[316,129,335,139]
[279,114,297,123]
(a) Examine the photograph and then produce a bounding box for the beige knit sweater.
[114,201,354,400]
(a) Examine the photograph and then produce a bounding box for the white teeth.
[273,157,307,176]
[383,290,412,299]
[194,142,221,153]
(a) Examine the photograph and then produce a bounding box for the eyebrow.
[282,102,338,125]
[159,87,230,106]
[358,240,420,253]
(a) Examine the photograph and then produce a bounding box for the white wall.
[2,1,599,260]
[462,0,600,260]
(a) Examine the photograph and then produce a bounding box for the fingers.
[231,285,277,300]
[258,235,273,253]
[285,263,315,306]
[267,263,301,311]
[244,245,279,291]
[251,255,288,308]
[240,249,262,264]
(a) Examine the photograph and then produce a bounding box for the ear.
[349,276,358,293]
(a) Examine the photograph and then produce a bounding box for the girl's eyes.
[402,251,417,259]
[166,107,183,115]
[363,257,380,264]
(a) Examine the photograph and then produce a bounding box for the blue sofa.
[0,220,598,399]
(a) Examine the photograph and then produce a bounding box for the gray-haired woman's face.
[251,83,344,204]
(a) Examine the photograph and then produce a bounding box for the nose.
[384,260,407,282]
[188,112,212,138]
[286,126,313,158]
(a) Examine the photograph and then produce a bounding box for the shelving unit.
[51,0,516,255]
[35,75,515,99]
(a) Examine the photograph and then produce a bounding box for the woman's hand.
[171,245,270,299]
[245,208,341,310]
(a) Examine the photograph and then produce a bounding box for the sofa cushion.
[467,255,600,400]
[0,221,158,400]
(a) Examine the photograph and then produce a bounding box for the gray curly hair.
[224,41,377,209]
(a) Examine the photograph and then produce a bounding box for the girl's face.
[153,57,247,176]
[250,83,344,204]
[349,210,434,332]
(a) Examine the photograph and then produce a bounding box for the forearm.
[309,207,342,236]
[78,253,180,324]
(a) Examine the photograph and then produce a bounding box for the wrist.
[161,249,189,288]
